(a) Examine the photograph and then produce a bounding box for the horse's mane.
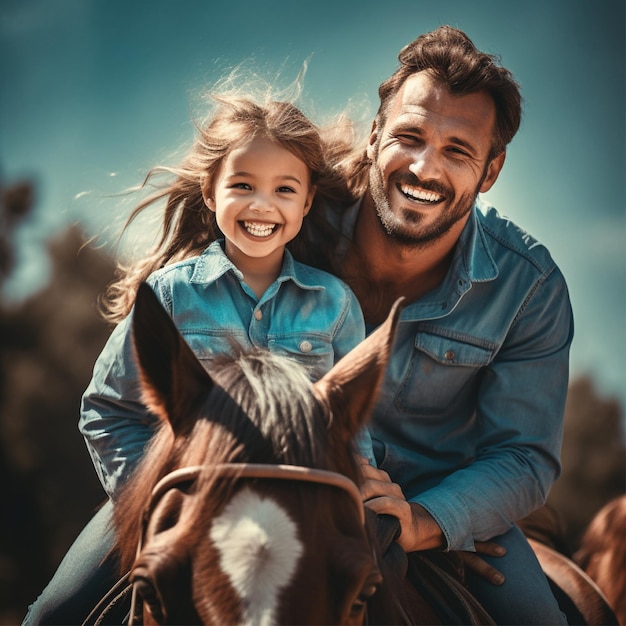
[113,348,361,573]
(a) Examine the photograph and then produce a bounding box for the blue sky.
[1,0,625,413]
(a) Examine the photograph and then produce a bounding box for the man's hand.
[358,458,444,552]
[458,541,506,585]
[358,457,507,584]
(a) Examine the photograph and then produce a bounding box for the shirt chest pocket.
[396,330,495,416]
[183,330,250,363]
[268,335,334,381]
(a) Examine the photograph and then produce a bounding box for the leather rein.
[129,463,366,624]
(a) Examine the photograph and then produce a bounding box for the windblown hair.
[347,25,523,196]
[100,86,361,323]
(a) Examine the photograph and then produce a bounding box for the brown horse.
[106,283,492,626]
[574,495,626,625]
[521,501,622,625]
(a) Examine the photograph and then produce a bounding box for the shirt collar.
[458,197,499,283]
[189,240,239,284]
[189,240,324,290]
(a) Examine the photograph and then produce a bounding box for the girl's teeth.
[244,221,276,237]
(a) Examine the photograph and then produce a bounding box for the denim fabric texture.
[79,241,370,498]
[336,197,574,551]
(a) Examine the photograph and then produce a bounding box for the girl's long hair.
[100,72,366,323]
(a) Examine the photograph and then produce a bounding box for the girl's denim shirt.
[80,241,371,498]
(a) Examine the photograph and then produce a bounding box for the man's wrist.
[408,502,446,551]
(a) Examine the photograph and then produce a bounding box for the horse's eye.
[350,584,379,616]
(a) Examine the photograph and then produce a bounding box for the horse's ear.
[132,282,214,434]
[314,297,404,441]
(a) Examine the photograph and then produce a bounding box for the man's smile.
[398,183,443,204]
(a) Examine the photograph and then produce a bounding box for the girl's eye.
[231,182,252,190]
[277,186,296,193]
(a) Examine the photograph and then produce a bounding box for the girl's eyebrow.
[278,174,304,185]
[229,171,304,185]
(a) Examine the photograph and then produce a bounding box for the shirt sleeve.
[331,285,366,361]
[78,309,160,499]
[413,267,574,551]
[331,285,378,466]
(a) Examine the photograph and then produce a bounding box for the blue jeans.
[24,502,566,625]
[465,525,567,625]
[22,501,118,626]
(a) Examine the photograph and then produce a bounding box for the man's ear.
[201,177,216,212]
[366,119,379,161]
[479,151,506,193]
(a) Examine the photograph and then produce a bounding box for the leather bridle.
[129,463,365,624]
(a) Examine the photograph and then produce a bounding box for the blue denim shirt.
[337,197,574,551]
[79,241,371,498]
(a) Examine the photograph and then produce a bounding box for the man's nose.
[409,146,443,180]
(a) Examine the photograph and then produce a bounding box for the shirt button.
[444,350,455,361]
[254,309,263,321]
[299,340,313,353]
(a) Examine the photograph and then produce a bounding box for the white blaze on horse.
[209,487,303,625]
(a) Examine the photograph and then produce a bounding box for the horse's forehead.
[209,487,303,626]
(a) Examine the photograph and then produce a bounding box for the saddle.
[369,513,495,625]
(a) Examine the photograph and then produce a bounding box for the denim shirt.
[79,241,370,498]
[337,197,574,551]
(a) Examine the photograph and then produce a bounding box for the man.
[305,25,573,625]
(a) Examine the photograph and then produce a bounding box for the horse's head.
[114,283,403,625]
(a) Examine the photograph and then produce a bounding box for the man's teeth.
[400,185,442,203]
[244,221,277,237]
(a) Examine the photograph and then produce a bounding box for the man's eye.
[396,133,419,144]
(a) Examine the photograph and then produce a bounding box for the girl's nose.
[249,192,274,212]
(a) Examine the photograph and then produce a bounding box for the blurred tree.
[0,176,115,623]
[547,377,626,550]
[0,179,34,280]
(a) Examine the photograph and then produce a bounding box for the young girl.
[23,92,372,624]
[80,95,373,500]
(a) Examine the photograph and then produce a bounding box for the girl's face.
[203,136,315,267]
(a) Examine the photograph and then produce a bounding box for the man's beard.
[368,163,485,249]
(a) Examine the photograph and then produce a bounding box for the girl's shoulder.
[147,256,202,288]
[290,258,355,299]
[148,241,225,283]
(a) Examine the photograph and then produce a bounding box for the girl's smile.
[241,220,279,238]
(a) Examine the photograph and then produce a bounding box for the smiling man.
[303,25,574,625]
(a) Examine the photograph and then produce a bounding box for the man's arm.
[412,268,574,550]
[359,459,506,585]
